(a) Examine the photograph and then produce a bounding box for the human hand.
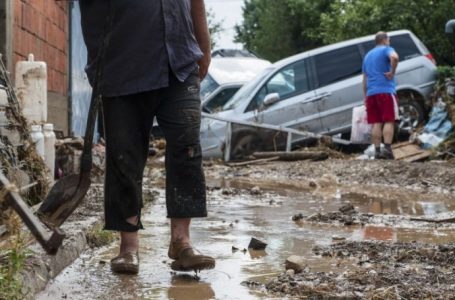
[197,54,211,80]
[384,71,394,80]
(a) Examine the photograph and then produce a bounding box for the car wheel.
[398,97,425,134]
[230,133,262,160]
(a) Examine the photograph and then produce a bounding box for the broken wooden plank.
[226,156,279,167]
[252,151,329,161]
[409,217,455,223]
[402,151,431,162]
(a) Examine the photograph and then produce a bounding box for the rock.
[248,237,267,250]
[0,225,7,236]
[339,203,355,214]
[285,255,306,273]
[332,235,346,242]
[221,188,233,195]
[286,269,295,277]
[343,216,354,226]
[250,186,261,195]
[292,213,304,221]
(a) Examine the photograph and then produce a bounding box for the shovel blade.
[38,174,91,228]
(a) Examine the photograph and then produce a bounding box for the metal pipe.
[446,20,455,33]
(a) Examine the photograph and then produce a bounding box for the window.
[203,87,240,113]
[314,45,363,88]
[390,34,420,61]
[361,34,421,62]
[246,60,309,112]
[200,74,219,100]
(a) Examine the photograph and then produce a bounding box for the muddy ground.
[34,157,455,299]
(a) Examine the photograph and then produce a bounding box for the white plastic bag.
[350,105,372,144]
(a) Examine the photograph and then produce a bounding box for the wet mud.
[265,241,455,299]
[36,159,455,299]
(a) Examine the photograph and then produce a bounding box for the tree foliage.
[235,0,455,64]
[207,8,223,49]
[235,0,334,62]
[319,0,455,65]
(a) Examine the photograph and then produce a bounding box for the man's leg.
[157,69,214,271]
[383,122,394,144]
[102,92,158,273]
[382,122,395,159]
[371,123,383,154]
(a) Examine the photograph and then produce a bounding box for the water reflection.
[168,274,215,300]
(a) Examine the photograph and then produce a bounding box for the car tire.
[230,133,262,160]
[397,97,425,134]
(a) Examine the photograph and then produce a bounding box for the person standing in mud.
[79,0,215,274]
[362,31,399,160]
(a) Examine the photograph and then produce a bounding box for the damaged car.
[201,30,437,159]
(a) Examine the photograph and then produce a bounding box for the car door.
[242,58,322,134]
[313,45,364,135]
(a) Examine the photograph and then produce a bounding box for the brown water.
[36,178,455,300]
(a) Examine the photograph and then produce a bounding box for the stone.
[285,255,306,273]
[286,269,295,277]
[248,237,267,250]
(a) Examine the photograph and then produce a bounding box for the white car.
[201,57,271,113]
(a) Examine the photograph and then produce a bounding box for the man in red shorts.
[362,31,399,159]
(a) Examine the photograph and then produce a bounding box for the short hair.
[375,31,389,45]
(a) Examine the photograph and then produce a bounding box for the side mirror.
[263,93,280,107]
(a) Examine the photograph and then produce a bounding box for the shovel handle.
[0,173,65,254]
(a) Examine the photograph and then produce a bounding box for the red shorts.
[366,93,399,124]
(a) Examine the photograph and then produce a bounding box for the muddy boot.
[110,251,139,274]
[168,242,215,272]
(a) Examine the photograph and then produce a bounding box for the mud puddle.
[37,178,455,299]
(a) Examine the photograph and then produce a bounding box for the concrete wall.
[13,0,69,134]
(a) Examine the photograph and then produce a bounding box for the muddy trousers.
[102,72,207,232]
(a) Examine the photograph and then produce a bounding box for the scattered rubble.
[265,241,455,298]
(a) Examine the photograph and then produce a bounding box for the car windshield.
[223,67,273,110]
[200,74,219,100]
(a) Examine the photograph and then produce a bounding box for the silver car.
[201,30,437,159]
[201,57,271,113]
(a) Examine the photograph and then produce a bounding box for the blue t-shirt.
[362,46,396,96]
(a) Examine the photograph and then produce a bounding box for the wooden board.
[392,142,431,162]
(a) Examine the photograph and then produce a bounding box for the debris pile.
[265,241,455,298]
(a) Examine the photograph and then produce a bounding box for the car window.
[361,34,421,62]
[204,87,240,113]
[246,60,309,112]
[390,34,421,60]
[314,45,363,88]
[200,74,219,100]
[224,67,273,111]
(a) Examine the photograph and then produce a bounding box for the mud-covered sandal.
[170,247,215,272]
[110,251,139,274]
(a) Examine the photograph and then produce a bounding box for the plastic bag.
[350,105,372,144]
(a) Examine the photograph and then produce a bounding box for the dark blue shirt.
[79,0,203,97]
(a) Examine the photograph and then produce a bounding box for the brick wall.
[13,0,69,133]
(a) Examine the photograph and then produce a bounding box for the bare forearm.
[390,56,398,75]
[191,0,211,57]
[362,74,367,98]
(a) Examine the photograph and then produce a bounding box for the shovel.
[37,5,114,229]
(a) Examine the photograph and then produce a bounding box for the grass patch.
[0,214,29,300]
[86,222,116,248]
